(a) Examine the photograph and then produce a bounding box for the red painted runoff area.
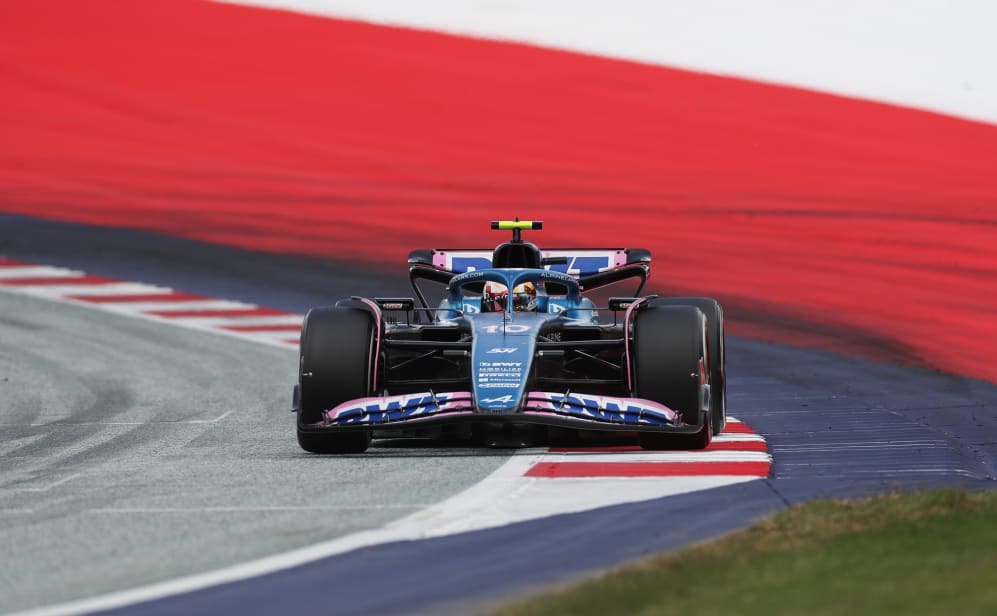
[2,1,995,381]
[72,292,209,303]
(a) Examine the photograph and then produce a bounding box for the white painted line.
[0,266,83,279]
[187,410,234,424]
[773,439,943,448]
[89,504,431,513]
[773,443,947,453]
[850,469,982,476]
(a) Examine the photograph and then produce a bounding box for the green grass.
[493,489,997,616]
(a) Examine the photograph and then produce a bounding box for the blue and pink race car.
[293,220,726,453]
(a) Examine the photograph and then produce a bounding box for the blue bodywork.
[293,226,717,455]
[442,268,589,413]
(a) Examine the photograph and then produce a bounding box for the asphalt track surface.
[2,215,995,615]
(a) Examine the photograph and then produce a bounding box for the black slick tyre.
[296,306,374,454]
[632,305,712,450]
[653,297,726,435]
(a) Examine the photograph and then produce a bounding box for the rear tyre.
[296,306,374,454]
[632,305,711,450]
[654,298,726,435]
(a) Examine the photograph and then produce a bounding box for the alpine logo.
[486,347,518,354]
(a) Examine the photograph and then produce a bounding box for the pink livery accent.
[354,297,383,392]
[432,250,447,270]
[622,297,649,391]
[524,391,678,424]
[324,391,474,425]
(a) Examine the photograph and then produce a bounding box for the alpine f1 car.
[293,220,726,453]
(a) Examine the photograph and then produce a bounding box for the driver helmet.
[482,282,509,312]
[511,282,538,312]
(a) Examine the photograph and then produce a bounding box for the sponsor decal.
[527,392,678,425]
[477,358,523,388]
[481,324,530,334]
[545,255,613,277]
[327,392,471,425]
[538,269,577,283]
[450,256,492,273]
[486,347,518,354]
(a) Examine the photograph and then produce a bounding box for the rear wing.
[407,248,652,313]
[408,248,651,277]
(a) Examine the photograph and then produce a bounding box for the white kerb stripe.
[223,329,304,342]
[712,433,765,442]
[99,300,259,313]
[15,283,173,298]
[158,315,304,327]
[0,266,85,280]
[540,451,772,463]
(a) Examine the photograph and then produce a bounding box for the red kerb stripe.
[720,422,755,434]
[0,275,116,286]
[524,461,771,478]
[72,292,208,303]
[222,324,302,332]
[145,308,287,318]
[706,440,768,452]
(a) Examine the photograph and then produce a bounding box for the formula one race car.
[293,220,725,453]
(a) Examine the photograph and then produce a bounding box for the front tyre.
[632,305,712,450]
[296,306,374,454]
[654,297,726,435]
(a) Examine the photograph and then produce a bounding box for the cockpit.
[481,281,538,313]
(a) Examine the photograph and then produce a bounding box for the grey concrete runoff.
[0,291,510,614]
